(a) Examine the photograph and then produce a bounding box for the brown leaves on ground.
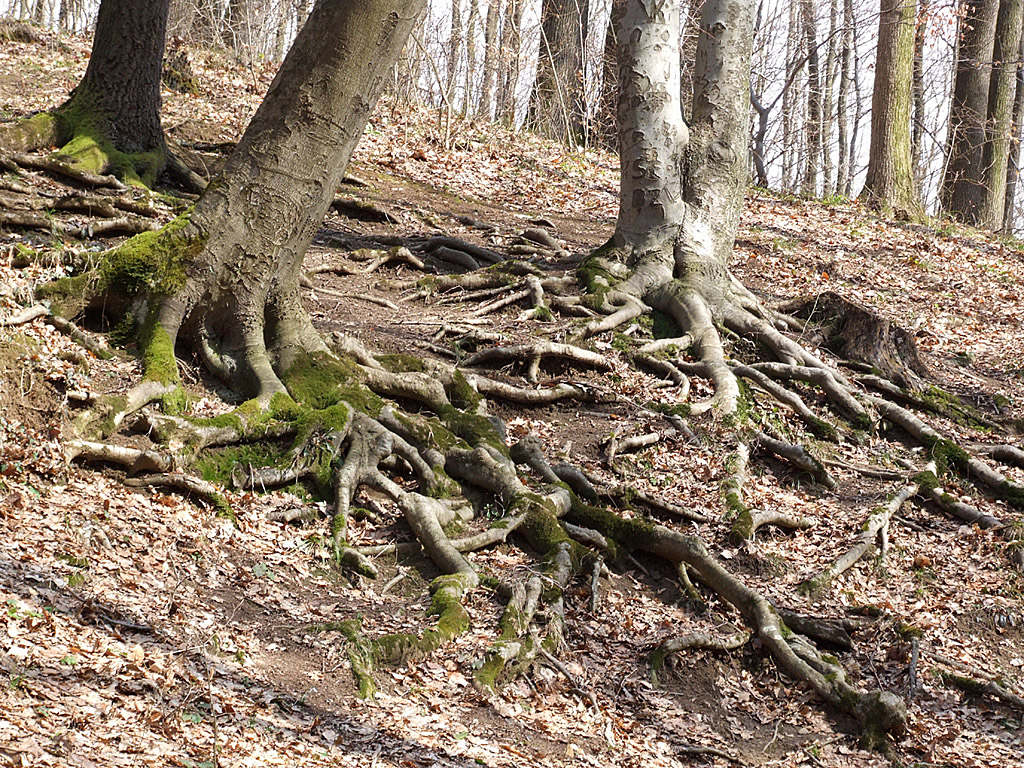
[1,26,1024,768]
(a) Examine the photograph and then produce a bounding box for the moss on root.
[373,574,473,665]
[53,84,165,186]
[37,213,202,319]
[138,320,186,413]
[281,352,383,416]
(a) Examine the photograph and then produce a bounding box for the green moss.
[195,441,290,486]
[138,319,186,414]
[517,494,573,552]
[651,310,679,340]
[332,617,378,698]
[437,403,506,455]
[281,352,382,416]
[54,85,165,186]
[447,370,482,411]
[850,412,874,432]
[994,481,1024,508]
[729,506,754,543]
[374,575,472,664]
[807,415,838,441]
[912,470,940,494]
[576,245,622,308]
[920,433,971,477]
[567,495,656,556]
[36,272,94,318]
[102,214,198,298]
[377,353,427,373]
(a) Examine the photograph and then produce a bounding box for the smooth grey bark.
[836,0,853,195]
[822,0,838,193]
[598,0,757,415]
[911,0,929,188]
[845,10,862,197]
[465,0,480,112]
[781,0,799,191]
[150,0,426,399]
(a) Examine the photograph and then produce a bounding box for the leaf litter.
[0,25,1023,768]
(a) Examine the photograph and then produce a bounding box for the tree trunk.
[836,0,853,195]
[56,0,170,185]
[861,0,919,219]
[447,0,463,112]
[464,0,480,114]
[978,0,1024,228]
[781,0,799,192]
[479,0,502,118]
[1003,30,1024,230]
[497,0,523,124]
[911,0,929,189]
[593,4,619,150]
[801,0,821,197]
[128,0,425,400]
[528,0,589,146]
[941,0,999,223]
[845,10,862,197]
[822,0,839,194]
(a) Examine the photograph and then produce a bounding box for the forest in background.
[2,0,1024,765]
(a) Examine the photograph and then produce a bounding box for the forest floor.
[2,26,1024,768]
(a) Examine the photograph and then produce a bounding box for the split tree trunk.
[979,0,1024,228]
[941,0,999,223]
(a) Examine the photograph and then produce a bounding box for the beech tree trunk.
[528,0,589,145]
[146,0,425,399]
[861,0,918,219]
[602,0,753,415]
[594,5,619,150]
[836,0,853,195]
[497,0,523,123]
[942,0,999,223]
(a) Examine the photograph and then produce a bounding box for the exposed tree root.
[4,151,127,189]
[123,472,232,517]
[0,210,159,238]
[933,653,1024,712]
[801,465,932,594]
